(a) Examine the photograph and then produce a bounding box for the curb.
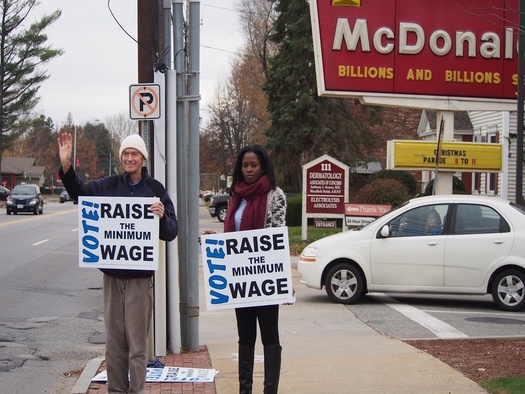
[71,356,104,394]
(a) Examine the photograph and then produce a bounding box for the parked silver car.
[298,195,525,311]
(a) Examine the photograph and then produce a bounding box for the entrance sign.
[130,84,161,119]
[310,0,519,110]
[387,140,503,172]
[201,227,294,310]
[78,196,160,270]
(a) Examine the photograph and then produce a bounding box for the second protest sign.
[201,227,294,310]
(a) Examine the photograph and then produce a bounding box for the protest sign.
[78,196,159,270]
[92,367,217,383]
[201,227,294,310]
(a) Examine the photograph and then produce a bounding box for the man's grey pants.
[103,274,153,394]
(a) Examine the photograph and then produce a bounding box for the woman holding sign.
[58,133,178,394]
[225,145,287,394]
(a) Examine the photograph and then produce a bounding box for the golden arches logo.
[332,0,361,6]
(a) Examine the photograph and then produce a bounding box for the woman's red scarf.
[224,175,272,233]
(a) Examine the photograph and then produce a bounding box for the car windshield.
[12,186,36,195]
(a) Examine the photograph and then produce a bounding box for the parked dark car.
[60,190,77,203]
[208,192,299,222]
[208,194,230,222]
[0,185,10,201]
[60,189,77,204]
[6,184,44,215]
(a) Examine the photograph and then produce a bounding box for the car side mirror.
[380,225,390,238]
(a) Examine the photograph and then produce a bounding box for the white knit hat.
[119,134,148,161]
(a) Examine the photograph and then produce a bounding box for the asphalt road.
[0,200,105,394]
[345,291,525,340]
[0,198,223,394]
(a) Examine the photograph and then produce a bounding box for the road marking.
[0,208,77,226]
[33,239,50,246]
[371,293,469,339]
[423,309,518,316]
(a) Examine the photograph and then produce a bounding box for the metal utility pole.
[517,0,525,205]
[172,0,200,352]
[136,0,200,355]
[173,0,190,351]
[186,0,201,352]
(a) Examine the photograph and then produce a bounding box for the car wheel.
[324,263,364,304]
[6,209,11,215]
[217,206,227,222]
[491,269,525,311]
[34,206,38,215]
[39,204,43,214]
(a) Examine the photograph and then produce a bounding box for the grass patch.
[288,226,341,256]
[481,377,525,394]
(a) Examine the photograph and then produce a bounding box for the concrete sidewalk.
[77,259,487,393]
[201,262,487,394]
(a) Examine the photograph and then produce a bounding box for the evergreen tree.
[83,121,115,177]
[0,0,63,182]
[263,0,380,190]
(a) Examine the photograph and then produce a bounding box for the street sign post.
[130,84,161,119]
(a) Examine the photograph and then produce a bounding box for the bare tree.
[238,0,278,73]
[200,0,277,175]
[105,112,137,142]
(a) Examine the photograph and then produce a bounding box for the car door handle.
[427,241,438,246]
[494,240,504,244]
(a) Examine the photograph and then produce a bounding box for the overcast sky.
[32,0,243,128]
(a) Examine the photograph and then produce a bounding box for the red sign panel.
[306,159,346,214]
[311,0,519,102]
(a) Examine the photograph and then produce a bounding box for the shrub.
[369,170,417,195]
[286,195,302,227]
[355,178,411,207]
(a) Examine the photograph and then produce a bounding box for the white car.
[298,194,525,311]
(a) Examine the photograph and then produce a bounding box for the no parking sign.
[129,84,161,119]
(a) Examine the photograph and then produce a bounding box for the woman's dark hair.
[231,145,276,192]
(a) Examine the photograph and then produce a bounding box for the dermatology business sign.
[78,197,159,270]
[310,0,519,105]
[387,140,503,172]
[304,154,349,214]
[201,227,294,310]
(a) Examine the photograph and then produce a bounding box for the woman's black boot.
[263,344,282,394]
[238,344,255,394]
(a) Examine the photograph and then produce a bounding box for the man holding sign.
[58,133,178,394]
